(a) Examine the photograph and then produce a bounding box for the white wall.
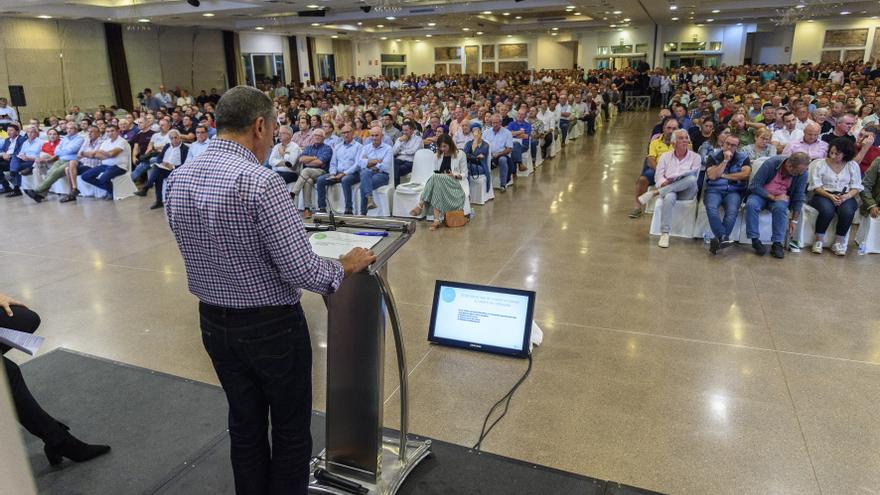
[536,36,574,69]
[314,37,333,54]
[579,26,655,69]
[751,28,794,64]
[656,23,755,67]
[239,32,284,54]
[354,40,382,78]
[790,19,879,64]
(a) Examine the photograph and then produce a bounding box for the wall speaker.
[8,85,25,107]
[298,9,326,17]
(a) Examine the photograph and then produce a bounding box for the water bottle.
[703,232,711,244]
[859,243,867,255]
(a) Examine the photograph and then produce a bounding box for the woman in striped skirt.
[410,134,469,231]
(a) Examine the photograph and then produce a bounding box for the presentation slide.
[433,285,529,351]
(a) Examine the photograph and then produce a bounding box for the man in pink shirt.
[783,123,828,160]
[639,129,702,248]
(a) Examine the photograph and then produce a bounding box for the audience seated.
[744,127,777,160]
[61,125,104,202]
[80,124,128,198]
[134,129,187,209]
[293,128,333,218]
[483,114,514,193]
[507,109,532,174]
[355,126,393,214]
[631,117,679,218]
[132,118,171,184]
[26,122,83,202]
[268,125,301,184]
[807,138,863,256]
[0,123,25,195]
[184,125,211,165]
[410,134,469,231]
[783,123,828,160]
[11,125,44,195]
[463,125,491,189]
[316,125,361,214]
[391,121,422,185]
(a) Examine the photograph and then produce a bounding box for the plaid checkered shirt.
[165,138,344,308]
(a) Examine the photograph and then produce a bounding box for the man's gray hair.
[672,129,690,143]
[215,86,275,134]
[786,151,811,168]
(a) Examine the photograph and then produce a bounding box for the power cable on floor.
[472,353,533,452]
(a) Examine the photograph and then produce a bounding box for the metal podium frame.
[308,215,431,495]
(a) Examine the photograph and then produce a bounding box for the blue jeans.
[144,167,171,203]
[315,173,338,211]
[512,141,528,165]
[199,303,312,495]
[559,119,570,143]
[492,155,511,187]
[10,159,33,188]
[745,195,789,243]
[703,189,743,239]
[81,164,126,195]
[394,159,413,185]
[132,156,158,182]
[809,195,857,237]
[359,168,389,214]
[340,170,361,211]
[0,159,10,190]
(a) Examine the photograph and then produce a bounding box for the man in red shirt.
[853,125,879,175]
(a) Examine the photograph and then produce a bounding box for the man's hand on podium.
[340,247,377,277]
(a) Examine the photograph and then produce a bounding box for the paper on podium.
[309,231,382,259]
[0,327,44,356]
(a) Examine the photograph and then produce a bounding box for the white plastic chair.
[516,140,534,177]
[694,200,746,241]
[352,171,395,217]
[737,157,775,244]
[856,214,880,253]
[649,197,698,238]
[392,149,435,218]
[469,176,494,205]
[793,204,850,249]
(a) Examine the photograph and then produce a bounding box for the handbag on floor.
[444,210,468,228]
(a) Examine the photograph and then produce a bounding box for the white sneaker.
[811,241,823,254]
[831,242,847,256]
[658,233,670,248]
[638,191,655,206]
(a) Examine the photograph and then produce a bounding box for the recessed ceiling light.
[395,38,401,41]
[736,22,743,25]
[840,11,850,15]
[515,16,522,19]
[507,34,512,37]
[552,26,559,30]
[482,10,492,14]
[307,4,319,8]
[426,34,432,37]
[380,36,387,40]
[574,12,582,16]
[357,22,362,25]
[385,16,396,20]
[551,32,558,35]
[137,18,150,22]
[503,12,510,16]
[623,18,631,21]
[670,5,678,10]
[613,10,622,14]
[428,22,436,26]
[476,31,483,34]
[255,26,264,30]
[377,24,384,27]
[462,27,470,31]
[311,22,321,26]
[696,23,703,26]
[565,5,575,9]
[711,9,720,13]
[807,19,814,22]
[331,35,338,38]
[202,13,214,17]
[795,4,805,8]
[37,14,52,19]
[671,17,679,20]
[609,24,616,27]
[707,18,714,22]
[617,28,623,31]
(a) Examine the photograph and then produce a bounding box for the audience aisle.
[1,111,877,494]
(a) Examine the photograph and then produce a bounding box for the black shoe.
[719,236,734,250]
[149,202,164,210]
[60,194,77,203]
[752,238,767,256]
[44,423,111,466]
[133,189,148,197]
[24,190,44,203]
[6,189,22,197]
[770,242,785,259]
[709,237,720,255]
[344,208,353,215]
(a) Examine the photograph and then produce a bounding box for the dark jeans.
[277,171,298,184]
[810,194,858,237]
[199,302,312,495]
[81,164,126,194]
[394,159,413,185]
[144,167,171,203]
[559,119,570,143]
[492,155,511,187]
[0,158,10,190]
[583,114,596,135]
[1,306,67,447]
[704,189,743,239]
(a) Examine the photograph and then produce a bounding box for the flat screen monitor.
[428,280,535,358]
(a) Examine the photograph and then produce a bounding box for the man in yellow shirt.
[630,118,679,218]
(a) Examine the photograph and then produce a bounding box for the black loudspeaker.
[298,9,326,17]
[8,85,25,107]
[360,5,372,12]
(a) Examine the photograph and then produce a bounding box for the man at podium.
[164,85,376,495]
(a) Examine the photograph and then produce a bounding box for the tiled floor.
[3,112,878,494]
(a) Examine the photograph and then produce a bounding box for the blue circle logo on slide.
[441,287,456,303]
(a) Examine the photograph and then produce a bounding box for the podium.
[308,215,431,495]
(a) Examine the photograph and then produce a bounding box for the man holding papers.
[0,293,111,466]
[164,86,375,495]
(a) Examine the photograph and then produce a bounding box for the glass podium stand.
[307,214,431,495]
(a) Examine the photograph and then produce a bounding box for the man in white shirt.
[556,95,573,146]
[771,111,804,154]
[133,118,172,183]
[183,125,210,165]
[136,129,187,209]
[267,125,301,184]
[80,124,129,199]
[391,121,423,185]
[536,100,555,140]
[0,97,18,128]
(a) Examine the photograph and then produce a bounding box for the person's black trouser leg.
[0,306,67,446]
[0,158,11,190]
[200,303,312,495]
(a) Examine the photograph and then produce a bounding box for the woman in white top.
[808,137,864,256]
[268,125,302,184]
[409,134,468,231]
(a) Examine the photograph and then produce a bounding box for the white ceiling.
[0,0,879,39]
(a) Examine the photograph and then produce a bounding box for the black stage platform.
[18,349,663,495]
